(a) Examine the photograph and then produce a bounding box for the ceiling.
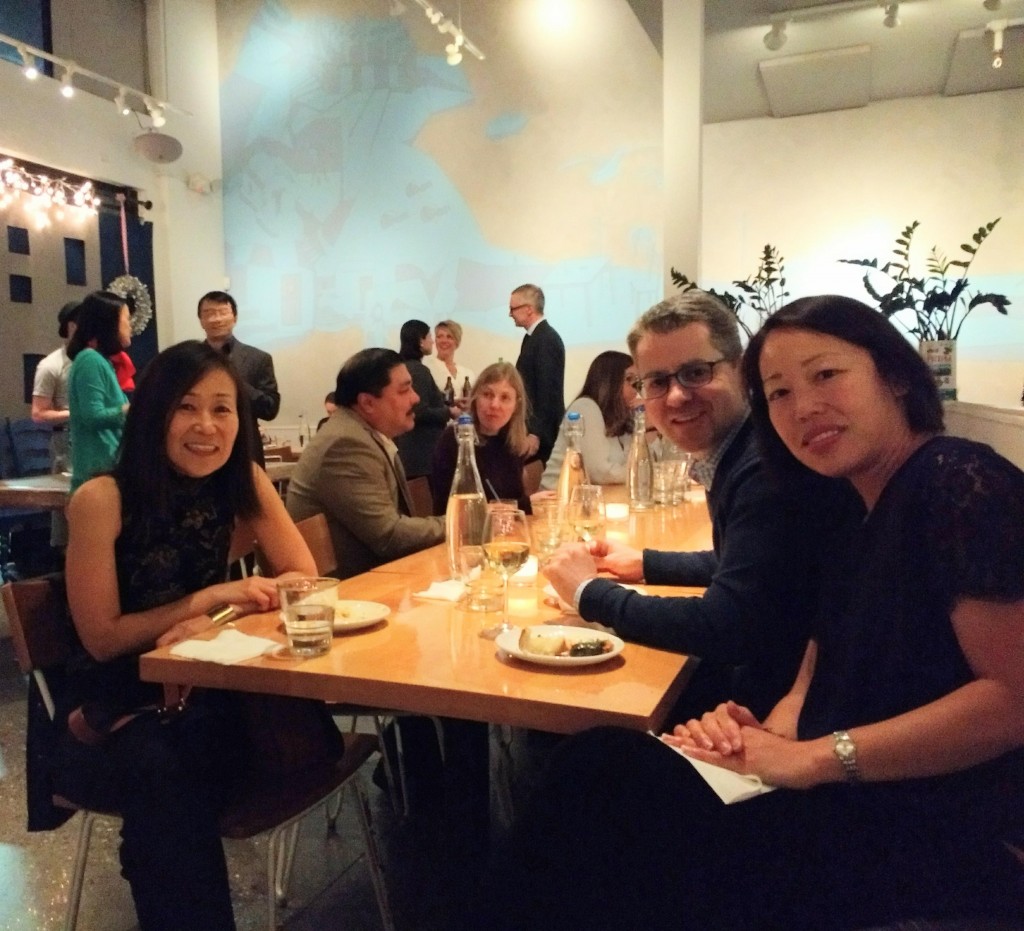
[627,0,1024,122]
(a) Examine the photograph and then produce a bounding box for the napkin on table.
[413,579,467,602]
[170,628,279,665]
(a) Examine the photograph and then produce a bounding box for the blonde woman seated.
[541,350,641,489]
[427,319,475,400]
[430,362,532,514]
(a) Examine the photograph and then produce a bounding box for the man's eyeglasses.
[509,303,531,313]
[633,358,728,400]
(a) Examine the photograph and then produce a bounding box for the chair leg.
[64,810,97,931]
[353,779,396,931]
[373,715,409,818]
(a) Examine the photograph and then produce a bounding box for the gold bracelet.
[207,603,239,627]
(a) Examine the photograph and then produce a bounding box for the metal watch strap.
[832,730,860,783]
[208,603,238,627]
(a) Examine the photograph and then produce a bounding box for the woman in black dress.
[395,318,454,478]
[57,341,317,930]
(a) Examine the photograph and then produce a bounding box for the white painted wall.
[700,91,1024,410]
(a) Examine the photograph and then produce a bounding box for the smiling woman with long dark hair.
[56,340,316,930]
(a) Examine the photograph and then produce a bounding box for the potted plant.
[672,244,789,339]
[840,219,1011,401]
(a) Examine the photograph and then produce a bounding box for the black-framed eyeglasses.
[633,358,728,399]
[509,303,531,313]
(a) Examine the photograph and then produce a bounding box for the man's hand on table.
[588,539,644,582]
[543,543,600,606]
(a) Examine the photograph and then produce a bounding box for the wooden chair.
[406,475,435,518]
[523,459,544,496]
[1,576,394,931]
[288,513,445,818]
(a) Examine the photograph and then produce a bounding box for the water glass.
[277,577,337,657]
[652,460,680,506]
[566,485,606,543]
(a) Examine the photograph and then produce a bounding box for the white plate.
[496,625,624,667]
[333,600,390,631]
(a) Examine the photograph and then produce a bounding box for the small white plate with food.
[496,625,624,667]
[333,600,390,632]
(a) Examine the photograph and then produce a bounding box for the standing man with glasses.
[510,284,565,464]
[197,291,280,466]
[545,292,862,718]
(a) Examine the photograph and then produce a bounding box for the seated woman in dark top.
[394,319,454,478]
[57,341,317,930]
[430,361,533,514]
[473,296,1024,931]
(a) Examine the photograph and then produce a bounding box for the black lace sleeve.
[916,440,1024,605]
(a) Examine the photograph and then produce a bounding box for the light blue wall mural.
[221,0,661,352]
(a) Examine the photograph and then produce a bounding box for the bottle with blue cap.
[556,410,589,517]
[445,414,487,579]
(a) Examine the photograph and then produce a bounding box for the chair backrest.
[294,513,338,576]
[406,475,434,518]
[1,575,74,720]
[523,459,544,496]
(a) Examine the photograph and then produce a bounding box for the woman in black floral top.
[58,341,316,930]
[475,296,1024,931]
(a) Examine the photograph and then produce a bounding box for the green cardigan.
[68,348,127,492]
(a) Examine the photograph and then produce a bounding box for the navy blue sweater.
[578,417,862,719]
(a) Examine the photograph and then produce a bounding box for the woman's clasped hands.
[663,700,821,790]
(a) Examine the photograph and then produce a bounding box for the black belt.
[52,426,65,433]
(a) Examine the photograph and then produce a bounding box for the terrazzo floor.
[0,638,463,931]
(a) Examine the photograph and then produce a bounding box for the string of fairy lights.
[0,157,101,228]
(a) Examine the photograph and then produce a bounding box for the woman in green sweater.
[67,290,132,492]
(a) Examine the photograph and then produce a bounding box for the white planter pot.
[920,339,957,402]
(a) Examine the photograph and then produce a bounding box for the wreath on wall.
[106,274,153,336]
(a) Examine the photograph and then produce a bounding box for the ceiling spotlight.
[763,21,787,51]
[146,98,167,128]
[114,88,131,116]
[18,45,38,80]
[60,65,75,98]
[989,21,1005,68]
[983,0,1002,11]
[882,3,900,28]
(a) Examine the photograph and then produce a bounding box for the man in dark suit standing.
[511,283,565,464]
[197,290,280,466]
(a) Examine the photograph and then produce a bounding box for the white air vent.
[759,44,871,118]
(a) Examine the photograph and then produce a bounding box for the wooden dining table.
[0,460,298,511]
[140,487,713,735]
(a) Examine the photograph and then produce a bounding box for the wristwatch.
[832,730,860,783]
[207,603,239,628]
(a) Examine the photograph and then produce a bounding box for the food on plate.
[518,627,613,658]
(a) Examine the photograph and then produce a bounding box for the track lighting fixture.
[18,44,38,80]
[882,3,900,28]
[1,31,186,122]
[60,65,75,98]
[763,21,787,51]
[408,0,485,63]
[114,88,131,116]
[988,19,1006,68]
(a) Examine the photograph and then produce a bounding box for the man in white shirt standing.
[31,300,81,546]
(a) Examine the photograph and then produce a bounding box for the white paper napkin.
[170,628,280,665]
[413,579,467,602]
[657,736,776,804]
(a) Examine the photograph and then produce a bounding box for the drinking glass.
[276,577,338,656]
[479,507,530,640]
[530,500,564,567]
[566,485,606,543]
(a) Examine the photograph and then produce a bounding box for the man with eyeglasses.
[545,292,861,719]
[510,284,565,463]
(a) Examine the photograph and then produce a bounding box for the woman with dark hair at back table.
[395,319,457,478]
[473,295,1024,931]
[57,340,317,930]
[66,290,133,492]
[540,350,645,488]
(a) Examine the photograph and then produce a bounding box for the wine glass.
[567,484,606,544]
[530,499,564,567]
[479,507,530,640]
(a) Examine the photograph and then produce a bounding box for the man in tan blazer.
[287,348,445,578]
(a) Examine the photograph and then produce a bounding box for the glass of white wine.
[480,506,530,640]
[567,484,606,543]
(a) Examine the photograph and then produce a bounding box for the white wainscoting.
[944,402,1024,471]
